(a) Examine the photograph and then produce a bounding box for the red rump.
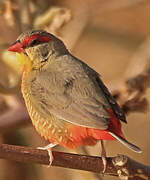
[65,108,124,149]
[88,108,124,140]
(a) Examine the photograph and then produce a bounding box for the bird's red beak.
[8,40,25,53]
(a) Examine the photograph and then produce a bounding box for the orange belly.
[49,109,124,149]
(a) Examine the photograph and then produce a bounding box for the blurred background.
[0,0,150,179]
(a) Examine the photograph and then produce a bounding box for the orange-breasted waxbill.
[8,29,142,172]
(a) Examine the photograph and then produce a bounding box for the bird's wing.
[94,76,126,123]
[30,70,111,130]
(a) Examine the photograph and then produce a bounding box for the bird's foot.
[37,143,57,166]
[102,154,107,174]
[100,140,107,174]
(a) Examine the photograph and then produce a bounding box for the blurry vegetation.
[0,0,149,180]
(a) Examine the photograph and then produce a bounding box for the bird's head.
[8,29,68,70]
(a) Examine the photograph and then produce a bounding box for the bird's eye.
[29,39,40,47]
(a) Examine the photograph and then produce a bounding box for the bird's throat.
[16,52,32,72]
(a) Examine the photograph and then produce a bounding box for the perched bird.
[8,29,142,172]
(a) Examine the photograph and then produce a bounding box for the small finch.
[8,29,142,172]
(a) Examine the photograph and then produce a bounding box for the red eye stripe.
[38,36,51,42]
[22,34,39,47]
[22,34,51,47]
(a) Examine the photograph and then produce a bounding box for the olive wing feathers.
[30,71,110,130]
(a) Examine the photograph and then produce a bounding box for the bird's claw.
[102,156,107,174]
[37,143,57,166]
[100,140,107,174]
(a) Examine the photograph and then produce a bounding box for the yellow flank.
[16,52,32,71]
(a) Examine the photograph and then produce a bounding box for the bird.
[8,29,142,172]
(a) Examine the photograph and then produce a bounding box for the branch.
[0,144,149,179]
[112,67,150,114]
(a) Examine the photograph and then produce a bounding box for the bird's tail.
[109,132,142,153]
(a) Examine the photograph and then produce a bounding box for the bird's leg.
[37,143,58,166]
[100,140,107,173]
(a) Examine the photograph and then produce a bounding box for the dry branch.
[112,67,150,114]
[0,144,149,180]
